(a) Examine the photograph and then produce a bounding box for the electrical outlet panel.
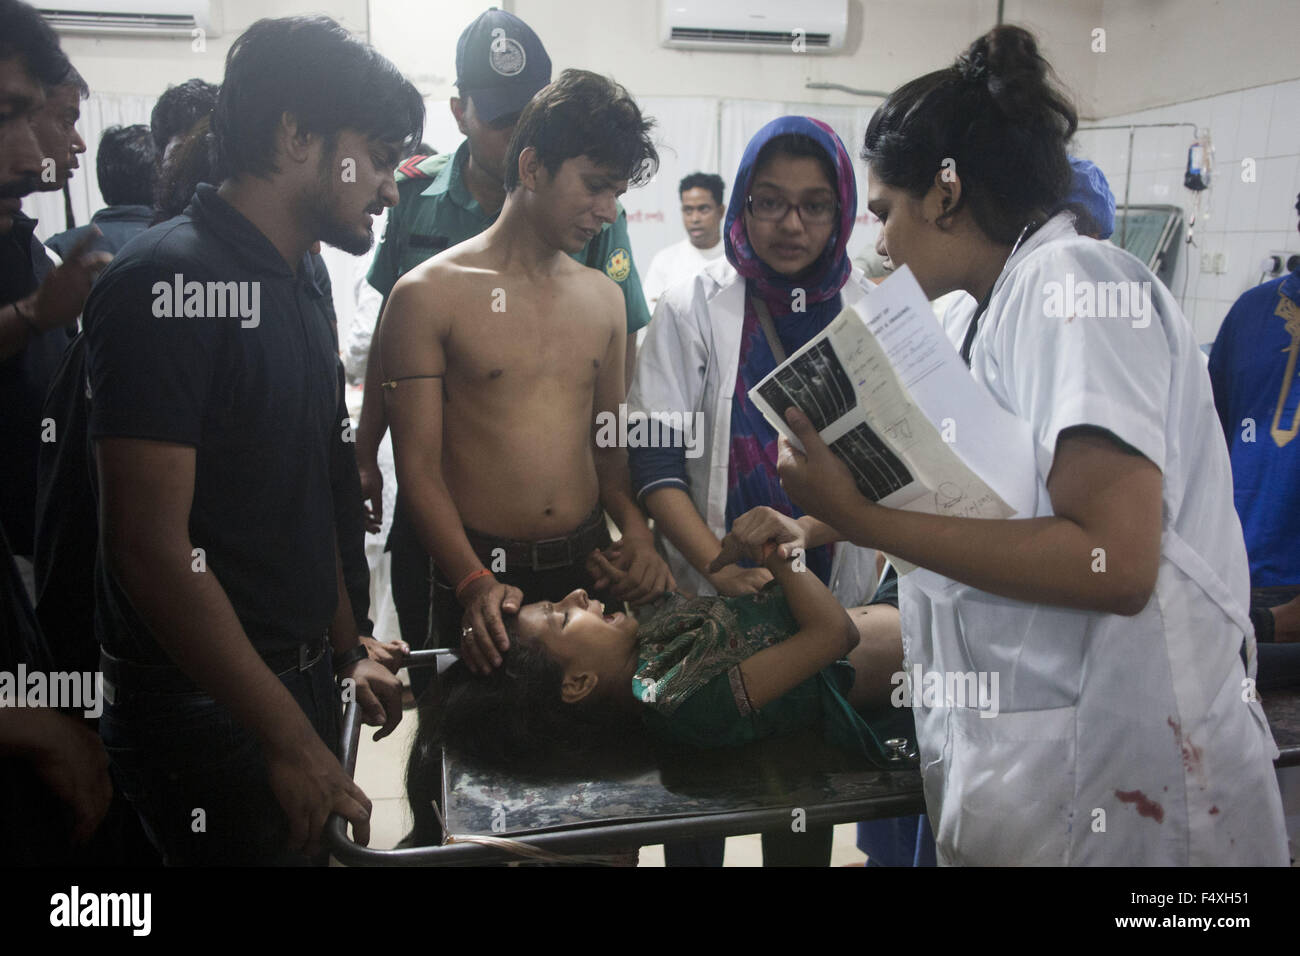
[1261,251,1300,279]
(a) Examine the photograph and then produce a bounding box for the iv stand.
[1076,122,1200,247]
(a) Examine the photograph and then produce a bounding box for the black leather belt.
[100,637,329,702]
[462,508,609,573]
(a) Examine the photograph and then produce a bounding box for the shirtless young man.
[380,70,674,675]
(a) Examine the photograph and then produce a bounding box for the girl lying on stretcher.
[429,507,906,774]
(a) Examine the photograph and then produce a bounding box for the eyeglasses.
[746,193,839,225]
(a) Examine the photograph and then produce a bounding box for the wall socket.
[1200,251,1228,274]
[1261,250,1300,279]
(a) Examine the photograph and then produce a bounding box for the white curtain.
[619,96,722,275]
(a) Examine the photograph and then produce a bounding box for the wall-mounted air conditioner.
[38,0,219,37]
[660,0,848,54]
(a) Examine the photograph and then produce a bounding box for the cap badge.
[489,27,527,77]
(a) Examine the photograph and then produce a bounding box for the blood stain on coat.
[1115,789,1165,823]
[1167,716,1204,778]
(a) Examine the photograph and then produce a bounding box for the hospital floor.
[344,690,868,866]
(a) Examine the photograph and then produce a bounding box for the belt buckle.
[298,642,313,672]
[529,537,573,571]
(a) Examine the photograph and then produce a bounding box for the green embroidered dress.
[630,586,890,761]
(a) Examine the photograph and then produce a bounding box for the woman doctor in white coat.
[626,116,882,615]
[763,26,1289,865]
[625,115,897,869]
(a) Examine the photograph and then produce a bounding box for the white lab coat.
[901,212,1289,865]
[629,257,879,606]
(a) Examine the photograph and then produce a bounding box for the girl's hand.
[777,408,864,528]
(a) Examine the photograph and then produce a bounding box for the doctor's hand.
[777,408,864,529]
[709,506,807,572]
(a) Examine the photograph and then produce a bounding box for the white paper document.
[749,266,1038,572]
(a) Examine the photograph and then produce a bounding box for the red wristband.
[455,568,493,601]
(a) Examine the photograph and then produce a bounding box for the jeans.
[100,650,341,866]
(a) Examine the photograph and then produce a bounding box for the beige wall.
[510,0,1104,114]
[51,1,1300,115]
[1094,0,1300,115]
[55,0,368,95]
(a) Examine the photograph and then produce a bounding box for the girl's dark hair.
[421,633,643,777]
[862,25,1078,244]
[151,115,216,223]
[751,133,837,196]
[214,16,424,180]
[504,69,658,192]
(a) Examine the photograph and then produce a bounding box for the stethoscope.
[958,220,1039,367]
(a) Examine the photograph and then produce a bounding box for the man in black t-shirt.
[84,16,423,865]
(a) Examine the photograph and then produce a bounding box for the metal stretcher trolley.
[326,651,1300,866]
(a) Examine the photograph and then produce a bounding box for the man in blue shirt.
[1209,192,1300,687]
[47,124,156,258]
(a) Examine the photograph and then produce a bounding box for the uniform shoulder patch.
[604,247,631,283]
[395,155,434,181]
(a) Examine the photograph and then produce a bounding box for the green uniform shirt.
[367,140,651,334]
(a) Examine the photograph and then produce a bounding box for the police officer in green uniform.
[356,7,653,656]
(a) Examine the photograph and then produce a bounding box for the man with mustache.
[84,15,419,864]
[0,0,113,865]
[30,64,86,197]
[1,48,106,586]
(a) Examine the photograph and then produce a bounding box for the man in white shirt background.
[641,172,727,319]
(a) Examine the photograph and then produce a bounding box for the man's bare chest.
[443,284,609,390]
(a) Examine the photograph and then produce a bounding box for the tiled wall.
[1072,78,1300,345]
